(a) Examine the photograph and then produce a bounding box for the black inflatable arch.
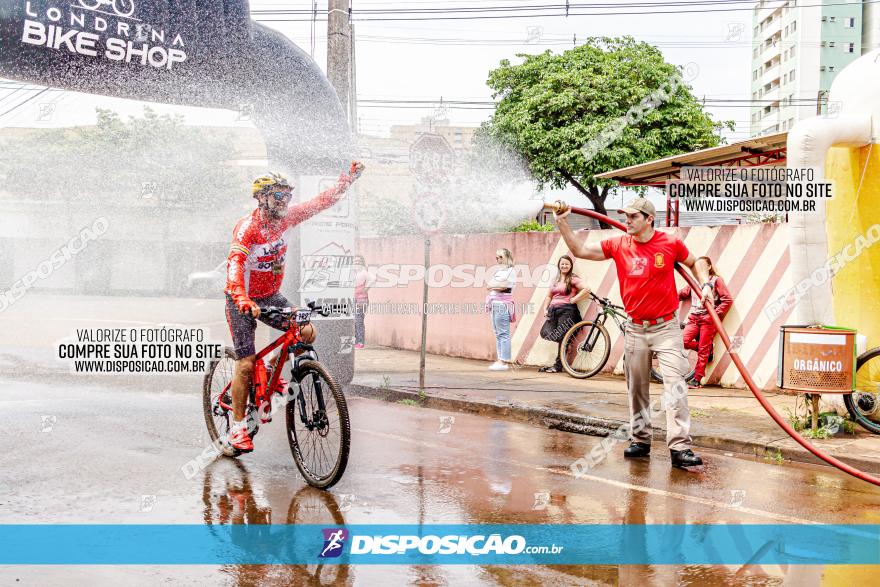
[0,0,352,170]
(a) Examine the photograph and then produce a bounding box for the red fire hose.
[563,205,880,487]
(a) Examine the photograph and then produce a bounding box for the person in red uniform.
[554,198,711,469]
[678,256,732,389]
[225,162,364,452]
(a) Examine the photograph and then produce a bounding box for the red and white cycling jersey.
[226,174,353,302]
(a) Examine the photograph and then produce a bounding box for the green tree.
[0,106,245,205]
[484,37,733,224]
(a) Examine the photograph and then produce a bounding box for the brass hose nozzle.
[542,200,570,215]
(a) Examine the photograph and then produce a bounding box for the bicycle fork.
[582,313,607,352]
[291,350,328,431]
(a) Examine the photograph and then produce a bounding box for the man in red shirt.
[554,198,711,468]
[225,162,364,452]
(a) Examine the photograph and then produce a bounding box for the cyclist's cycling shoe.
[229,425,254,453]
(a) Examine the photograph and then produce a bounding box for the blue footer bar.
[1,524,879,565]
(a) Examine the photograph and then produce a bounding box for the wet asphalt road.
[2,374,880,586]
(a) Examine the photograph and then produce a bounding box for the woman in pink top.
[539,255,591,373]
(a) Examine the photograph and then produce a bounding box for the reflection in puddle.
[201,459,351,586]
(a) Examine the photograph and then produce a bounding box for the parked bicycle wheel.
[650,350,698,384]
[560,320,611,379]
[844,348,880,434]
[203,346,241,458]
[287,360,351,489]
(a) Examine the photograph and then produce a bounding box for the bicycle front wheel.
[844,348,880,434]
[202,346,238,458]
[560,320,610,379]
[287,360,351,489]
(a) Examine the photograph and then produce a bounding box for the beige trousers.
[623,315,692,451]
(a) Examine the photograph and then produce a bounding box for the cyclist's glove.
[348,161,365,181]
[236,297,259,316]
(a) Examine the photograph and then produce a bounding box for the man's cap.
[617,197,656,217]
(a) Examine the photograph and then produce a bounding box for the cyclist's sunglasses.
[267,189,292,202]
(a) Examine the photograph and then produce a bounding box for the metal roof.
[594,132,788,186]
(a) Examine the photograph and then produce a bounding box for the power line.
[0,88,51,120]
[253,0,874,22]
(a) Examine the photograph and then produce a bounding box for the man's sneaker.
[354,343,365,349]
[229,424,253,453]
[623,442,651,458]
[687,377,703,389]
[670,448,703,468]
[488,361,509,371]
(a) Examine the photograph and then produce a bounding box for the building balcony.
[760,37,782,61]
[756,1,785,25]
[762,86,781,103]
[759,16,783,40]
[761,63,781,86]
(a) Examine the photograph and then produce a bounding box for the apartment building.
[389,117,478,154]
[750,0,863,137]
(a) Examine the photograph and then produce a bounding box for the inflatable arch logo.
[21,0,187,70]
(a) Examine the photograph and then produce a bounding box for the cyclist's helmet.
[252,172,291,198]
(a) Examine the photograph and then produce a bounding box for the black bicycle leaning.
[559,293,696,381]
[844,347,880,434]
[202,301,351,489]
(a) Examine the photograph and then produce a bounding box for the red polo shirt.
[600,230,690,322]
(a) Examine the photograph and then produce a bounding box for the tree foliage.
[484,37,734,222]
[0,107,245,205]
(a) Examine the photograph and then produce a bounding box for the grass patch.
[763,447,784,465]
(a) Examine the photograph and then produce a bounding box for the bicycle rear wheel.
[286,360,351,489]
[651,351,698,384]
[560,320,610,379]
[844,348,880,434]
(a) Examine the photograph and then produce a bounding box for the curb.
[348,383,880,476]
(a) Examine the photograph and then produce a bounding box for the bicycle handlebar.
[261,302,332,321]
[589,292,625,311]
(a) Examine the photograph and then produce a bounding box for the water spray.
[544,200,880,488]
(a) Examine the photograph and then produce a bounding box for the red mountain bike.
[203,302,350,489]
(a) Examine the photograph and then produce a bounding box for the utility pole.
[327,0,352,124]
[349,21,358,132]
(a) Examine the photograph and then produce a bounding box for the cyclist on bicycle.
[225,162,365,452]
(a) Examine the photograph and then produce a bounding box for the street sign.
[409,133,454,183]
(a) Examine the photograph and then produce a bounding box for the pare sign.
[20,1,188,71]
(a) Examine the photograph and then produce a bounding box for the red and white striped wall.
[360,224,794,389]
[514,224,794,389]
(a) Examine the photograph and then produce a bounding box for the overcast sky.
[0,0,755,141]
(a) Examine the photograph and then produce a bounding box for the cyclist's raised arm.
[283,161,364,228]
[552,208,606,261]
